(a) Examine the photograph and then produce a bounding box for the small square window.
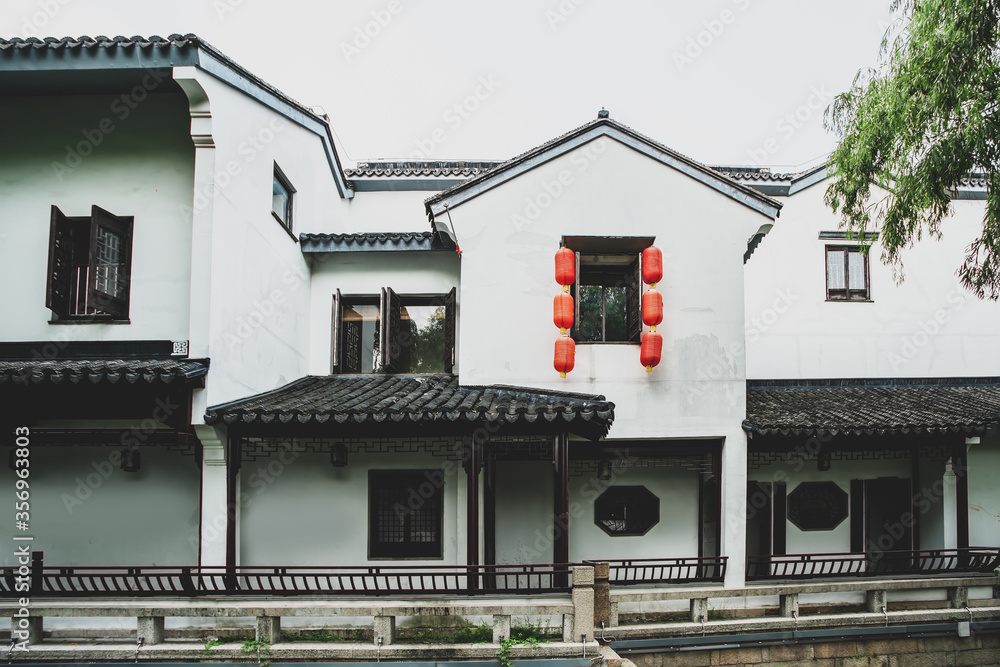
[369,470,443,559]
[825,245,870,301]
[271,165,294,230]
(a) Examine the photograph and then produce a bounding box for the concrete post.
[137,616,164,645]
[948,586,969,608]
[571,565,595,643]
[195,425,229,567]
[492,614,511,644]
[593,562,610,626]
[690,598,709,623]
[255,616,280,643]
[779,594,799,617]
[609,601,619,628]
[373,615,395,646]
[866,589,887,613]
[943,460,958,550]
[11,617,42,645]
[562,615,575,643]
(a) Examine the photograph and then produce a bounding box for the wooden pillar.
[225,432,241,587]
[484,454,496,566]
[910,444,921,550]
[464,437,480,591]
[554,433,570,566]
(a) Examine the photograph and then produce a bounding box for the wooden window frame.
[271,164,296,236]
[46,205,133,322]
[368,469,444,560]
[332,288,457,374]
[825,244,871,301]
[568,252,644,344]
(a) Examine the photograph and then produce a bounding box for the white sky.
[3,0,896,170]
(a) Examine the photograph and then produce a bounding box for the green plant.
[454,622,492,644]
[496,636,516,667]
[241,638,272,667]
[202,638,222,655]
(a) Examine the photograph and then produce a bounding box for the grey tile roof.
[205,375,614,439]
[0,358,209,387]
[299,232,446,252]
[346,161,505,179]
[0,34,197,50]
[744,378,1000,437]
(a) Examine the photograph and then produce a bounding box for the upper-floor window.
[332,288,456,374]
[271,164,294,231]
[825,245,870,301]
[46,205,133,321]
[564,236,651,343]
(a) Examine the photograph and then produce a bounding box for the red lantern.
[554,336,575,378]
[640,332,662,373]
[555,247,575,292]
[642,246,662,287]
[642,289,663,331]
[553,293,574,334]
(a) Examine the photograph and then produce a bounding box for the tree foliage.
[825,0,1000,299]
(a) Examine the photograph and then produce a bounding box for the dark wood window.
[332,288,456,374]
[825,245,870,301]
[46,205,133,321]
[564,236,650,344]
[369,470,444,559]
[272,165,294,230]
[594,485,660,536]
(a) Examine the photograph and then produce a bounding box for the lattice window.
[369,470,443,559]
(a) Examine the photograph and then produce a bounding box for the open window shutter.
[772,481,787,555]
[571,251,581,339]
[87,205,133,319]
[444,287,457,374]
[626,254,642,342]
[850,479,865,553]
[46,205,74,317]
[381,287,402,373]
[330,289,342,373]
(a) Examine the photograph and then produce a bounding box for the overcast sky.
[4,0,897,170]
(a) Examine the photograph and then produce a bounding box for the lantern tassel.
[559,371,567,378]
[645,365,653,373]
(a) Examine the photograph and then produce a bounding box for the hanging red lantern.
[554,336,575,378]
[640,332,662,373]
[555,247,575,292]
[642,246,662,287]
[553,293,574,334]
[642,289,663,331]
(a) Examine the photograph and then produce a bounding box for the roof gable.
[424,116,783,223]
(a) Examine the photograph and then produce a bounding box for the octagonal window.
[787,481,849,532]
[594,486,660,536]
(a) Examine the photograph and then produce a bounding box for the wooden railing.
[585,556,727,585]
[746,547,1000,580]
[0,562,575,598]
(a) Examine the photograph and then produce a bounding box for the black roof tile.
[299,232,447,252]
[346,161,505,179]
[205,375,614,439]
[0,358,209,387]
[744,377,1000,437]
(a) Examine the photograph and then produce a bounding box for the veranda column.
[463,436,481,591]
[194,424,228,567]
[553,432,570,566]
[721,428,747,588]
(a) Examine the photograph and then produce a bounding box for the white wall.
[0,443,200,566]
[446,137,768,440]
[968,437,1000,547]
[180,71,351,409]
[494,461,553,564]
[0,93,194,342]
[745,183,1000,379]
[239,445,464,566]
[341,188,439,233]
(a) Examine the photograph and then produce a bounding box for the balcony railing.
[586,556,727,585]
[746,547,1000,581]
[0,562,575,598]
